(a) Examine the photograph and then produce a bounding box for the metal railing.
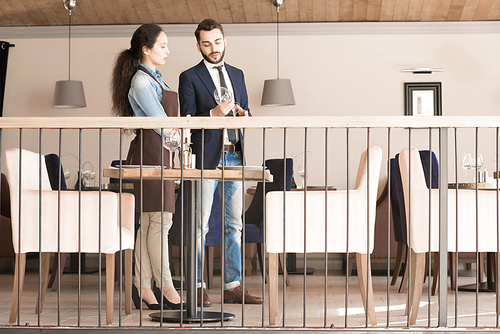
[0,116,500,333]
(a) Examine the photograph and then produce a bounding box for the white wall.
[1,22,500,189]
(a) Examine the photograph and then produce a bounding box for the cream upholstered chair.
[398,147,500,325]
[266,146,382,326]
[6,148,135,325]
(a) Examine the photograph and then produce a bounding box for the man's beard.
[201,48,226,65]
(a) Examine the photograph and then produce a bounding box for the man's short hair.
[195,19,225,43]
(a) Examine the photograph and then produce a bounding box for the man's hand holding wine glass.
[213,87,248,117]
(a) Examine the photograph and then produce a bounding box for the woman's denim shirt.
[128,63,171,136]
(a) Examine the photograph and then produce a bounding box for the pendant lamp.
[261,0,295,107]
[53,0,86,108]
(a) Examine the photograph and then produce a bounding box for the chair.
[0,173,15,269]
[398,147,500,325]
[266,146,382,326]
[391,151,439,292]
[244,158,293,284]
[392,151,484,295]
[6,148,135,325]
[171,182,222,289]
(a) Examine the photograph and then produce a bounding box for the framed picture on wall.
[404,82,442,116]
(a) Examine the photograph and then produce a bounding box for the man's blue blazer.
[179,60,250,169]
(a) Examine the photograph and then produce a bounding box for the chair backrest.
[266,146,383,254]
[245,158,293,226]
[0,173,14,259]
[6,149,52,253]
[44,153,68,191]
[354,147,382,198]
[6,148,52,197]
[5,148,135,254]
[399,147,472,253]
[1,173,11,218]
[392,150,438,245]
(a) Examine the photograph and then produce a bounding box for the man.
[178,19,262,306]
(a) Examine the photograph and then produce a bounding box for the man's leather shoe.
[197,288,212,307]
[224,286,263,304]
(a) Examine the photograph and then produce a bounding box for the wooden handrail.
[0,116,500,129]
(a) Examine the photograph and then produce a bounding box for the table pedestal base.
[458,252,496,293]
[149,310,235,323]
[458,282,496,293]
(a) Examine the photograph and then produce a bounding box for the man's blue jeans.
[196,151,243,291]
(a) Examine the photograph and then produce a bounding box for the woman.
[111,23,181,310]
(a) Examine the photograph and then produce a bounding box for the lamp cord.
[276,5,280,79]
[68,10,72,81]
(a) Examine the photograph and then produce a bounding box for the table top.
[448,182,500,190]
[103,167,273,182]
[101,183,134,190]
[246,185,337,195]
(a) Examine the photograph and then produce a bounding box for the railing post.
[438,127,448,327]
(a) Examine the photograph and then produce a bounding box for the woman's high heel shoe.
[132,284,162,310]
[153,284,186,310]
[161,295,186,310]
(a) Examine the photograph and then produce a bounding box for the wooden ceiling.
[1,0,500,27]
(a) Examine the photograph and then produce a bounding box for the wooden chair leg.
[479,252,485,283]
[35,252,51,314]
[450,252,457,291]
[494,252,500,313]
[124,249,132,315]
[391,243,405,286]
[9,253,26,324]
[245,257,252,276]
[492,253,497,288]
[251,254,258,272]
[106,253,115,325]
[49,253,67,292]
[356,253,377,326]
[48,253,57,288]
[268,253,278,326]
[408,250,426,325]
[257,243,265,281]
[432,252,439,296]
[278,253,290,287]
[399,246,409,293]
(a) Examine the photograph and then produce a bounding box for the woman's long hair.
[111,24,163,117]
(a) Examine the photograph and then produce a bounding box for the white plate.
[111,165,161,169]
[216,166,266,171]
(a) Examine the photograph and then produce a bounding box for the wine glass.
[295,163,309,189]
[63,167,71,180]
[163,129,181,152]
[461,153,472,182]
[470,154,483,182]
[476,154,483,171]
[214,87,236,116]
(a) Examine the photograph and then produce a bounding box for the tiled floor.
[1,266,499,329]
